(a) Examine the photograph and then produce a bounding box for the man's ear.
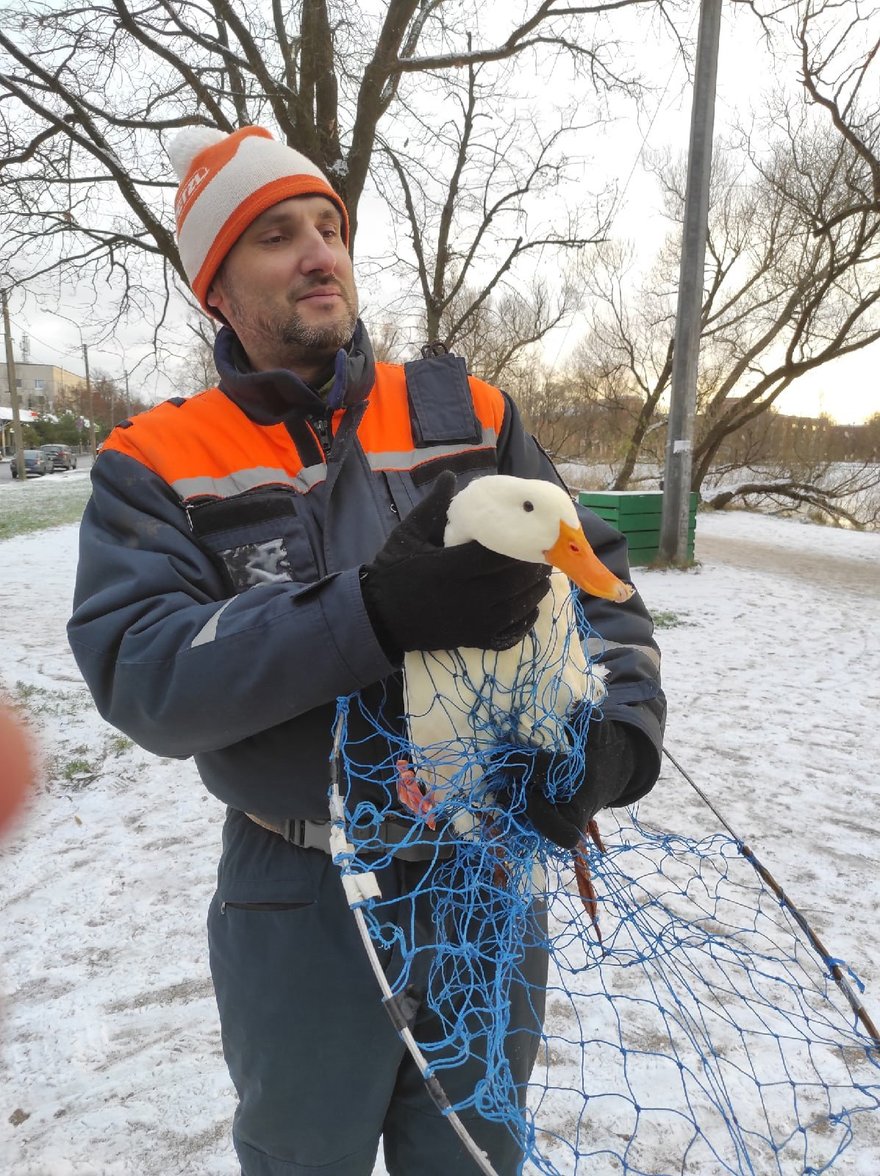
[206,275,223,316]
[205,274,231,326]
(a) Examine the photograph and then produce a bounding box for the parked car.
[10,449,50,478]
[40,443,78,471]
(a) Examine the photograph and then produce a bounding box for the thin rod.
[329,710,500,1176]
[663,746,880,1047]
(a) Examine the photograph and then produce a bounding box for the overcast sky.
[9,3,879,426]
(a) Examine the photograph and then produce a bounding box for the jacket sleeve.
[67,450,398,759]
[495,391,666,804]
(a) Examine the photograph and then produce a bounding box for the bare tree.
[0,0,676,361]
[569,239,676,485]
[174,327,219,390]
[371,47,606,371]
[54,370,150,438]
[510,368,598,463]
[430,275,581,383]
[703,459,880,528]
[570,116,880,519]
[796,0,880,233]
[367,318,409,364]
[692,118,880,486]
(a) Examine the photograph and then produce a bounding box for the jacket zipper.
[309,412,333,458]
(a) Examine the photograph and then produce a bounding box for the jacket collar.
[214,320,376,424]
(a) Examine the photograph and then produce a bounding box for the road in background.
[696,523,879,600]
[0,453,93,483]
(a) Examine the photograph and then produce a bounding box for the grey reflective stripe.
[364,428,498,472]
[171,432,497,498]
[191,598,236,648]
[172,465,326,500]
[586,636,661,670]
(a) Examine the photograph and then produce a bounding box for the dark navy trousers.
[208,809,547,1175]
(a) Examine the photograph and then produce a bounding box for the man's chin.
[282,312,357,354]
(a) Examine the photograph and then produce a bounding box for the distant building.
[0,362,84,414]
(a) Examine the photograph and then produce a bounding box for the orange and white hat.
[168,125,349,313]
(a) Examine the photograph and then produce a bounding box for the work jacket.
[68,322,665,820]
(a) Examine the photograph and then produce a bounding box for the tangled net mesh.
[330,595,880,1174]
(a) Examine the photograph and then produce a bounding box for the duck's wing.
[510,572,591,748]
[402,645,486,801]
[402,574,601,793]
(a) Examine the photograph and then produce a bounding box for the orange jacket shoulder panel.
[101,388,305,486]
[359,362,505,459]
[465,373,508,434]
[98,361,506,490]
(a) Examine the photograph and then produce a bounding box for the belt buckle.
[299,818,330,852]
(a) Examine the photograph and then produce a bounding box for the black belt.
[245,812,454,861]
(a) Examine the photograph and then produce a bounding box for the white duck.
[397,475,633,832]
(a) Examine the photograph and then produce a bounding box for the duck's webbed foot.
[395,758,437,829]
[574,819,607,943]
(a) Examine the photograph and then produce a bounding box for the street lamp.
[1,289,26,479]
[79,340,97,457]
[53,310,98,458]
[95,338,134,429]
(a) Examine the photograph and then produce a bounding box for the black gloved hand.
[497,719,637,850]
[360,471,551,659]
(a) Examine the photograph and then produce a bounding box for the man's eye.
[261,234,285,245]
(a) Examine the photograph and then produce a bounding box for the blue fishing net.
[330,593,880,1174]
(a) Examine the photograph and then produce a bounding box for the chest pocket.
[381,352,498,515]
[382,451,497,521]
[186,487,324,593]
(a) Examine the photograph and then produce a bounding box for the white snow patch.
[1,507,878,1174]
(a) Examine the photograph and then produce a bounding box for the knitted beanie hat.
[168,125,350,312]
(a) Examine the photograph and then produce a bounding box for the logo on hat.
[175,166,210,221]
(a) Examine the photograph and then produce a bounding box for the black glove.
[496,719,638,850]
[360,471,551,659]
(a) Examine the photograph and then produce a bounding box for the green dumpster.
[577,490,697,566]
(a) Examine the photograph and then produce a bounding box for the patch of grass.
[107,733,134,756]
[0,476,91,541]
[13,682,51,706]
[11,682,91,717]
[652,609,688,629]
[61,757,94,781]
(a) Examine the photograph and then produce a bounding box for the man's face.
[207,195,358,375]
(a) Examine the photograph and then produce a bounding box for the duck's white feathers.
[401,476,607,806]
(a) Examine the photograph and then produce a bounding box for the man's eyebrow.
[248,204,342,234]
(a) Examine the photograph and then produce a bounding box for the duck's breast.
[402,572,597,795]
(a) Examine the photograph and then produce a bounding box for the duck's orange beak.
[544,520,634,603]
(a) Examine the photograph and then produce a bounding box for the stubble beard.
[278,299,358,354]
[227,280,359,371]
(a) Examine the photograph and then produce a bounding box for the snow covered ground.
[1,472,879,1175]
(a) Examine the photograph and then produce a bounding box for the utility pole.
[658,0,723,564]
[81,342,97,457]
[1,290,26,481]
[124,370,131,417]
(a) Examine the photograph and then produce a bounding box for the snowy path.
[696,517,880,599]
[1,508,879,1175]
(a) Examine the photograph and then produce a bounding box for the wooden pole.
[659,0,723,563]
[2,290,26,481]
[81,343,97,457]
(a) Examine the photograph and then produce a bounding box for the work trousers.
[208,809,548,1175]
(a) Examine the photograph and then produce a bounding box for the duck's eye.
[523,500,534,512]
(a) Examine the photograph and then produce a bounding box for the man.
[68,126,665,1176]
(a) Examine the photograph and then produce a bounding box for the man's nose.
[299,231,337,274]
